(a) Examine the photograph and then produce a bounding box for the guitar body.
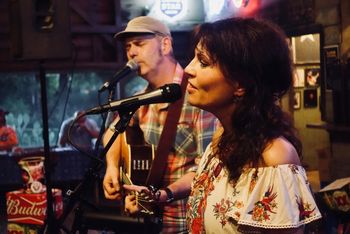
[121,125,155,186]
[120,125,161,222]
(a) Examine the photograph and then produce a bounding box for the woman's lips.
[187,82,197,93]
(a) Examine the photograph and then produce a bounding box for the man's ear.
[161,37,172,55]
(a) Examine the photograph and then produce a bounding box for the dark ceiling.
[0,0,314,72]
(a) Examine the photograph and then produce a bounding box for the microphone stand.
[37,61,55,233]
[51,106,138,233]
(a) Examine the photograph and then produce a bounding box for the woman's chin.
[188,98,205,109]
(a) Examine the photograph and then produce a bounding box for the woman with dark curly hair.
[123,17,322,233]
[185,17,321,233]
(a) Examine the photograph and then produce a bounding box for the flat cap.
[114,16,171,40]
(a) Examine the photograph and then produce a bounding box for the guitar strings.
[120,171,154,214]
[121,172,154,202]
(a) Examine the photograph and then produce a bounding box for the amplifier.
[50,147,104,187]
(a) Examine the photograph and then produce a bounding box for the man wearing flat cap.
[0,108,19,153]
[102,16,217,233]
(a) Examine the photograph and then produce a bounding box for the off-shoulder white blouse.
[187,144,322,233]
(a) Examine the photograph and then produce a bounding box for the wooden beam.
[69,1,116,47]
[71,25,118,33]
[0,61,124,72]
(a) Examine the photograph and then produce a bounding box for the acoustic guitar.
[119,125,157,215]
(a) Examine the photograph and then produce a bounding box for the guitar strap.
[145,77,188,188]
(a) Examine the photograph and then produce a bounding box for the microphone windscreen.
[127,59,139,71]
[162,84,182,103]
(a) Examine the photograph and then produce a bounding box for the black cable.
[53,42,78,146]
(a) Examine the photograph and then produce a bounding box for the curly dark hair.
[191,17,302,181]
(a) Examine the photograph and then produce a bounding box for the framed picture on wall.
[293,68,305,88]
[324,45,339,65]
[303,89,318,108]
[293,91,301,109]
[324,45,340,90]
[305,67,320,87]
[292,33,320,64]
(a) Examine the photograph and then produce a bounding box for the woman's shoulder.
[262,137,301,166]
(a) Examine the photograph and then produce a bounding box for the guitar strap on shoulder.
[145,78,188,188]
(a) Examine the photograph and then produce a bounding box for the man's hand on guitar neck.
[103,166,122,200]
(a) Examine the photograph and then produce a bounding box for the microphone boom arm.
[102,106,138,156]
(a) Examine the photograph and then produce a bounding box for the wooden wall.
[0,0,124,72]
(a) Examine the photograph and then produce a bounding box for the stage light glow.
[233,0,243,8]
[209,0,225,15]
[204,0,227,22]
[233,0,249,8]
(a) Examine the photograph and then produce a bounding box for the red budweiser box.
[6,189,63,225]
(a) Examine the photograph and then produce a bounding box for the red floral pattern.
[249,169,259,193]
[187,148,322,233]
[213,198,235,227]
[289,164,299,174]
[186,156,216,234]
[248,186,278,222]
[296,196,316,221]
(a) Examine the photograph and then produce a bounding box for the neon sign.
[160,0,183,18]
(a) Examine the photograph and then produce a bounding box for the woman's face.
[184,42,238,116]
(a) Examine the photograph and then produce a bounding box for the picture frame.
[293,67,305,88]
[324,45,339,65]
[293,91,301,110]
[303,89,318,108]
[292,33,320,64]
[304,67,320,87]
[324,45,339,90]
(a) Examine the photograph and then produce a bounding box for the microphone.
[99,59,139,92]
[87,84,182,114]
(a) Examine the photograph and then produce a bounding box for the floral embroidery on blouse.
[187,145,322,233]
[289,164,299,174]
[249,169,259,194]
[232,200,244,219]
[248,186,278,222]
[213,198,235,227]
[187,155,216,234]
[296,196,316,221]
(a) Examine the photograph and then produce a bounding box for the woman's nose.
[184,59,195,78]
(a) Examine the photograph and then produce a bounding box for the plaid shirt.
[130,63,217,233]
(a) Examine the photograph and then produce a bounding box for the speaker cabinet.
[9,0,71,60]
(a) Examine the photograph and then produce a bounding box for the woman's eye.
[199,58,209,68]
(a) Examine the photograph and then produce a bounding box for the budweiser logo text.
[7,197,46,217]
[6,190,63,225]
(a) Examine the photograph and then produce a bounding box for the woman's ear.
[232,87,245,103]
[234,86,245,97]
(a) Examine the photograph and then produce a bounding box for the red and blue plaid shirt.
[130,63,218,233]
